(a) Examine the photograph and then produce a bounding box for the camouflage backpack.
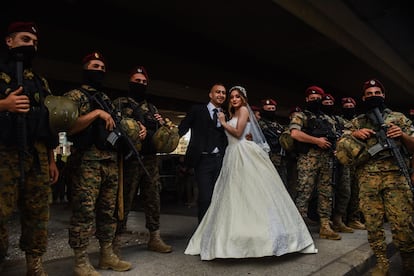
[120,117,142,152]
[152,118,180,153]
[335,134,370,166]
[279,129,295,152]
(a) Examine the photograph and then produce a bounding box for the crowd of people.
[1,21,414,276]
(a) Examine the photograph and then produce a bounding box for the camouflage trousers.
[68,158,118,248]
[334,164,351,216]
[119,155,161,233]
[347,166,362,222]
[295,148,334,220]
[0,143,51,258]
[358,170,414,254]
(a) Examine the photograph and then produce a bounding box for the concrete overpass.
[2,0,413,121]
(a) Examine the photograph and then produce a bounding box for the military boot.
[319,218,341,240]
[371,254,389,276]
[400,251,414,276]
[26,254,47,276]
[348,220,366,230]
[148,230,173,253]
[73,247,100,276]
[98,242,131,272]
[332,214,354,233]
[112,235,122,258]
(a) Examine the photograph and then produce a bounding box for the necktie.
[213,108,218,126]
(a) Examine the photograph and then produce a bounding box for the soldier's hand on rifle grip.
[97,109,115,131]
[352,128,375,140]
[138,121,147,140]
[4,86,30,113]
[386,123,402,139]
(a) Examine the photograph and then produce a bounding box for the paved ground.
[1,201,400,276]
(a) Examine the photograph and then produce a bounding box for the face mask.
[342,108,356,120]
[321,105,335,115]
[8,45,37,67]
[82,70,105,89]
[306,99,322,113]
[363,96,385,112]
[128,82,147,102]
[261,110,276,120]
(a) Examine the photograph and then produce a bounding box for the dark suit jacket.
[178,104,228,167]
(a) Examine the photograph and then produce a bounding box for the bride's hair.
[228,86,248,118]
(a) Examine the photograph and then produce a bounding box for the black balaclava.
[8,45,37,68]
[306,98,322,114]
[261,110,276,120]
[362,96,386,112]
[82,70,105,90]
[128,82,147,102]
[342,108,356,120]
[321,104,335,115]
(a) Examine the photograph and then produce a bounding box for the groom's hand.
[245,133,253,141]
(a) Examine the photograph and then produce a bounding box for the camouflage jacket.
[64,85,116,161]
[289,109,339,150]
[0,60,56,148]
[345,108,414,172]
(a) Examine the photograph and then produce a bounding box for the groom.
[178,83,228,223]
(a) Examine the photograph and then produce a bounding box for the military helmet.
[152,125,180,153]
[120,118,142,152]
[44,95,79,134]
[336,134,370,166]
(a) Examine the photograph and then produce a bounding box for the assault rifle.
[16,54,27,191]
[367,107,413,192]
[90,93,151,178]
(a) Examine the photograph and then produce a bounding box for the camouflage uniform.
[258,118,288,186]
[65,85,119,248]
[113,97,162,233]
[0,66,56,259]
[289,110,337,221]
[348,109,414,256]
[340,116,362,224]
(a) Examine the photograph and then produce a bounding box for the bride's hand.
[218,111,226,124]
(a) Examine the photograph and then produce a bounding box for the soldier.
[258,98,288,186]
[0,21,60,276]
[113,65,172,254]
[321,94,354,234]
[64,52,131,275]
[289,86,341,240]
[343,79,414,276]
[340,97,365,230]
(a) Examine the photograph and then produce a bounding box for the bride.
[184,86,317,260]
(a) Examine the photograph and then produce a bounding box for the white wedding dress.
[185,118,317,260]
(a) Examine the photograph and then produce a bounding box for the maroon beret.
[82,52,105,65]
[289,106,302,114]
[305,86,324,96]
[322,93,335,102]
[261,98,277,106]
[7,21,38,37]
[251,105,261,112]
[362,79,385,93]
[341,97,356,106]
[129,65,149,81]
